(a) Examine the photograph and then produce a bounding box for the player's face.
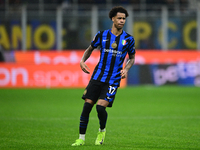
[112,12,126,30]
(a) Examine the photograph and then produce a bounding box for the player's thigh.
[97,99,109,107]
[99,83,118,107]
[82,80,101,104]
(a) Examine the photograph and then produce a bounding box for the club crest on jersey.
[111,42,117,48]
[122,40,126,45]
[83,89,87,95]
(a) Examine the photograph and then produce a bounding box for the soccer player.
[72,6,135,146]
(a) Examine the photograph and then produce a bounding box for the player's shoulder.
[94,30,110,39]
[100,29,110,35]
[95,30,108,37]
[123,31,135,41]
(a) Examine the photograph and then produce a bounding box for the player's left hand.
[120,69,128,79]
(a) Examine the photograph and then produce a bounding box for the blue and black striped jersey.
[91,29,135,87]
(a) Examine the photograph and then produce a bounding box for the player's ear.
[112,17,114,22]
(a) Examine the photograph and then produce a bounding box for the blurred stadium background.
[0,0,200,87]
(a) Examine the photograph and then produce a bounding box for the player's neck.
[111,26,123,36]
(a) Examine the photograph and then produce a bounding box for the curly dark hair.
[109,6,129,20]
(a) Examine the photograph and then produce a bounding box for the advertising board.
[1,50,200,87]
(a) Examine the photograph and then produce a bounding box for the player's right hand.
[80,61,90,74]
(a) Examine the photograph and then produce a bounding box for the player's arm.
[121,54,135,79]
[80,45,95,74]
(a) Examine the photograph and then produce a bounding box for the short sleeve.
[128,37,136,55]
[91,31,101,48]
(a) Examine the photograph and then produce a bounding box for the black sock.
[79,102,93,134]
[96,105,108,130]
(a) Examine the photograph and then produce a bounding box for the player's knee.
[96,105,106,114]
[82,102,93,115]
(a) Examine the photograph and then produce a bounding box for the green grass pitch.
[0,86,200,150]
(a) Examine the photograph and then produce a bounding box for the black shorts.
[82,79,118,107]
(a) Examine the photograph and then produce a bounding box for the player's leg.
[72,80,101,146]
[79,99,94,139]
[72,99,94,146]
[96,100,109,131]
[95,84,118,145]
[95,100,108,145]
